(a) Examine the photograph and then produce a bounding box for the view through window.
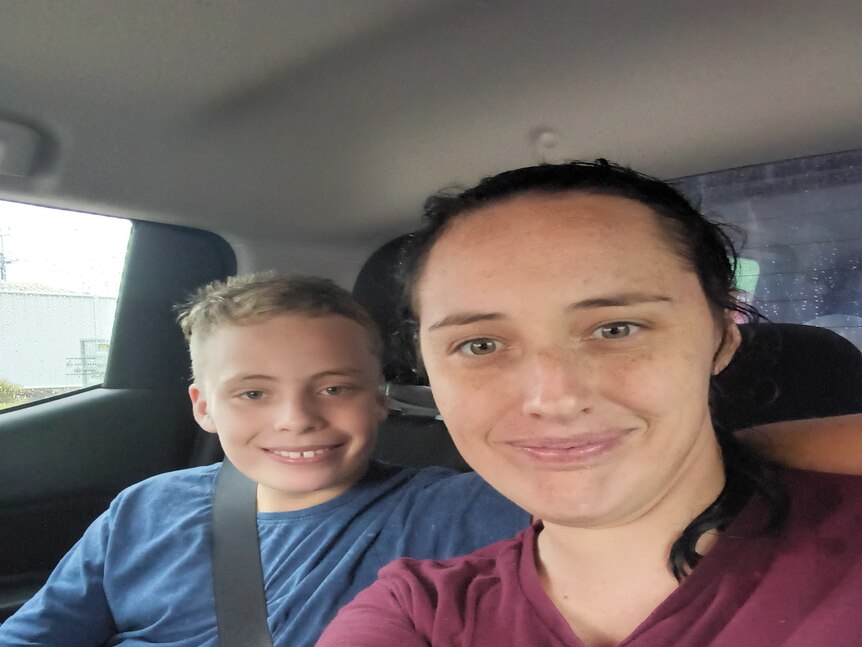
[673,150,862,350]
[0,201,131,409]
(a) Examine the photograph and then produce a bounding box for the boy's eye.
[241,390,265,400]
[322,385,354,396]
[457,338,498,356]
[592,323,638,339]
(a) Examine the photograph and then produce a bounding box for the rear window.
[673,150,862,349]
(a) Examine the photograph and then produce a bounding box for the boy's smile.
[265,445,343,461]
[189,313,388,512]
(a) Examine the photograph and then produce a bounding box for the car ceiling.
[0,0,861,253]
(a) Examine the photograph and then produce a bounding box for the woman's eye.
[593,323,636,339]
[457,338,498,356]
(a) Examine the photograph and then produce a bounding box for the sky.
[0,199,130,297]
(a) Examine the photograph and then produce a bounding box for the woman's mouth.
[506,431,632,466]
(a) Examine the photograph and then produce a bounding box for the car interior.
[1,0,861,623]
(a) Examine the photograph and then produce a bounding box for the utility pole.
[0,230,14,281]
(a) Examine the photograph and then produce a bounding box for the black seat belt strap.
[212,458,274,647]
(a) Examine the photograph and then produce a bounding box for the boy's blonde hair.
[176,272,383,379]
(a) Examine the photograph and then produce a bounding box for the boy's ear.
[189,384,217,434]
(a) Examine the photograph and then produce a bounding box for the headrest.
[352,234,422,385]
[355,236,862,430]
[712,322,862,431]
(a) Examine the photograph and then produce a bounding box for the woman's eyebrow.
[426,294,672,331]
[427,312,505,331]
[567,293,673,310]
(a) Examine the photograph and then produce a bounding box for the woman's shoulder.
[780,468,862,532]
[782,467,862,494]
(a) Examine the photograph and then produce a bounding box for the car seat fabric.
[355,236,862,470]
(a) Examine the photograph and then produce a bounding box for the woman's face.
[415,192,740,527]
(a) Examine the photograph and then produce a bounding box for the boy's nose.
[276,395,323,433]
[520,348,592,421]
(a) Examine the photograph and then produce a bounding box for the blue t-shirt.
[0,460,528,646]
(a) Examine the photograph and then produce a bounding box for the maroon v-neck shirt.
[319,469,862,646]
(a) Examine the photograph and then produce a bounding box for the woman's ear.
[376,384,390,423]
[713,317,742,375]
[411,325,428,383]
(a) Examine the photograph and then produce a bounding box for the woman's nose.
[520,348,591,420]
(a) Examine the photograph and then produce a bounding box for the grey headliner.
[0,0,860,264]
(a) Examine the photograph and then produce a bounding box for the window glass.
[0,201,131,409]
[673,150,862,349]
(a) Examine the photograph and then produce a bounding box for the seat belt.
[212,458,274,647]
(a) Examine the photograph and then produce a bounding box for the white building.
[0,283,117,389]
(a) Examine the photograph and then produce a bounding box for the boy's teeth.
[271,448,331,459]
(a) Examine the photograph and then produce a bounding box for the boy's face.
[189,313,388,512]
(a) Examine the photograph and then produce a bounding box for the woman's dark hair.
[398,159,788,580]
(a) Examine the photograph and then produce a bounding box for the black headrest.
[352,234,422,384]
[355,236,862,430]
[713,323,862,431]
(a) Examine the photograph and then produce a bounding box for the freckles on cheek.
[433,376,480,421]
[434,375,499,442]
[608,351,684,413]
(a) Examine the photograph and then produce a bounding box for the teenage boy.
[0,273,530,646]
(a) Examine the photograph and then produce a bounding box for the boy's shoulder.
[354,461,508,514]
[109,463,220,517]
[122,461,220,493]
[370,461,528,526]
[367,460,488,494]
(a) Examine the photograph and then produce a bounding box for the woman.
[319,160,862,646]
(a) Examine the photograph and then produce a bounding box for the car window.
[673,149,862,349]
[0,201,131,409]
